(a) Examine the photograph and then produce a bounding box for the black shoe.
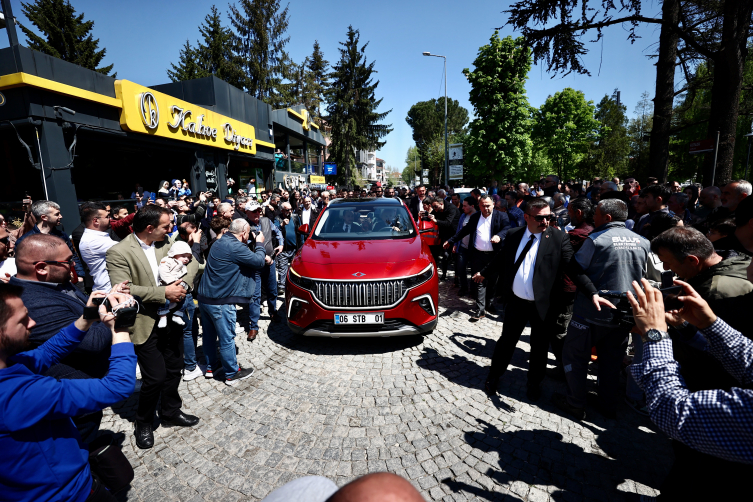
[552,392,586,421]
[484,377,498,397]
[277,287,285,295]
[486,304,498,315]
[546,366,566,381]
[526,385,542,401]
[134,421,154,449]
[226,366,255,386]
[161,411,200,427]
[469,311,485,322]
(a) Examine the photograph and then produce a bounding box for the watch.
[644,329,670,342]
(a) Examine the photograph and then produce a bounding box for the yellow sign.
[310,175,325,184]
[116,80,265,154]
[287,107,319,130]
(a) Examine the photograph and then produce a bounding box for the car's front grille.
[311,279,406,308]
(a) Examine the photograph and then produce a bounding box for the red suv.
[285,198,438,337]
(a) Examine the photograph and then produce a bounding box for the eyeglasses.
[34,258,74,267]
[530,214,555,222]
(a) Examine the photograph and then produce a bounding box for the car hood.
[291,237,433,280]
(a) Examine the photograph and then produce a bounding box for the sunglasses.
[34,258,75,267]
[530,214,555,222]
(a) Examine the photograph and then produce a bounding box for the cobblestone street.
[103,282,673,502]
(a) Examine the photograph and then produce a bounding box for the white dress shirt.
[343,223,352,233]
[134,235,159,285]
[512,228,542,301]
[302,208,311,226]
[474,213,494,252]
[79,228,118,291]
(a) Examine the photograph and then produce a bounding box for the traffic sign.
[689,139,714,154]
[323,163,337,175]
[449,165,463,181]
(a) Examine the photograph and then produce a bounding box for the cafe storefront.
[0,45,276,231]
[270,106,327,192]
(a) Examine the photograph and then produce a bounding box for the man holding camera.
[554,199,651,420]
[106,206,200,449]
[0,282,136,502]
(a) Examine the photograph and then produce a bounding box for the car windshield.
[312,204,416,241]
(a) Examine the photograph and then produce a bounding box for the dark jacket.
[175,203,207,226]
[295,206,320,228]
[563,220,595,293]
[8,276,112,379]
[674,251,753,392]
[276,213,303,250]
[433,203,460,242]
[197,235,266,304]
[408,195,427,222]
[446,210,511,252]
[481,225,574,321]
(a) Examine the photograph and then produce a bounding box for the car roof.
[329,198,402,206]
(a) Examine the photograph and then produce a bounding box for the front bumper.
[285,276,438,338]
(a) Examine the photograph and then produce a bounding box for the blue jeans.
[198,303,240,378]
[182,294,199,371]
[249,264,277,330]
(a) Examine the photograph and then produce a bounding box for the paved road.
[104,282,672,501]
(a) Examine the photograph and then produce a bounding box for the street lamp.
[423,51,448,187]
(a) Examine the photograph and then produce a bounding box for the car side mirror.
[298,224,310,235]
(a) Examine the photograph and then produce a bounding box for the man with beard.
[0,283,136,502]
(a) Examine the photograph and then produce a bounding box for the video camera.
[598,274,683,328]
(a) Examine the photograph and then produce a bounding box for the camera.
[598,284,683,328]
[93,295,141,329]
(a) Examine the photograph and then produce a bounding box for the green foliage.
[580,90,630,179]
[325,26,392,187]
[462,33,533,182]
[20,0,114,76]
[229,0,296,108]
[167,40,206,82]
[406,98,468,179]
[627,91,653,182]
[533,87,599,180]
[291,41,329,124]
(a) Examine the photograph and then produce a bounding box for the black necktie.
[512,234,536,275]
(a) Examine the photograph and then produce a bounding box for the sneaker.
[183,366,203,381]
[204,368,214,379]
[625,397,649,417]
[157,316,167,328]
[225,367,255,386]
[172,315,185,326]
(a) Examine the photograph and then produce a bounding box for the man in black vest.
[473,198,574,401]
[444,195,510,320]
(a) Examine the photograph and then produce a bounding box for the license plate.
[334,313,384,325]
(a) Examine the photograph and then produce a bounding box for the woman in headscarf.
[157,180,171,198]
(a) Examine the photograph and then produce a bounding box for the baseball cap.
[244,201,262,212]
[735,194,753,227]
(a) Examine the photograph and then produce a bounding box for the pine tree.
[325,26,392,187]
[196,5,244,88]
[20,0,114,76]
[167,40,207,82]
[229,0,296,108]
[306,41,329,122]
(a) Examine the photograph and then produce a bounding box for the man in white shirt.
[79,203,118,292]
[0,226,16,280]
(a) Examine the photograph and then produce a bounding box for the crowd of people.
[0,174,751,500]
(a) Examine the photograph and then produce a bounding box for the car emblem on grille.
[352,272,366,277]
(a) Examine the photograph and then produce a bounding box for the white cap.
[244,201,262,212]
[168,240,192,258]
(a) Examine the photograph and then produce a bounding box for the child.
[156,240,193,328]
[707,218,736,242]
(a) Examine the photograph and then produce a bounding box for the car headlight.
[289,268,314,290]
[403,264,434,289]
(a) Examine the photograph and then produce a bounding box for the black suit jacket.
[482,225,574,320]
[446,210,511,252]
[296,207,320,228]
[409,195,427,222]
[433,204,460,241]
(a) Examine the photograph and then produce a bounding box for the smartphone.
[661,285,684,311]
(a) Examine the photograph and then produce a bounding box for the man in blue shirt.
[0,283,136,502]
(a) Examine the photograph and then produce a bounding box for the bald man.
[260,472,425,502]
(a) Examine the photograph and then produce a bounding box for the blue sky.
[4,0,664,172]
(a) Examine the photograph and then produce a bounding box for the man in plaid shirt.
[626,278,752,500]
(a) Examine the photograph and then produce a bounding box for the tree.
[406,97,468,173]
[462,32,533,182]
[167,40,207,82]
[305,41,329,123]
[533,88,600,180]
[580,91,630,179]
[325,26,392,187]
[229,0,296,108]
[20,0,114,76]
[627,92,653,182]
[196,5,244,88]
[502,0,753,185]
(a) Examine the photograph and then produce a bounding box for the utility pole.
[423,51,448,187]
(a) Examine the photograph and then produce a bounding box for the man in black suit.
[429,196,460,280]
[408,185,428,222]
[473,198,574,401]
[336,210,362,234]
[444,195,510,320]
[296,195,320,230]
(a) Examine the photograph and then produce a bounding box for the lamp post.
[423,51,448,186]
